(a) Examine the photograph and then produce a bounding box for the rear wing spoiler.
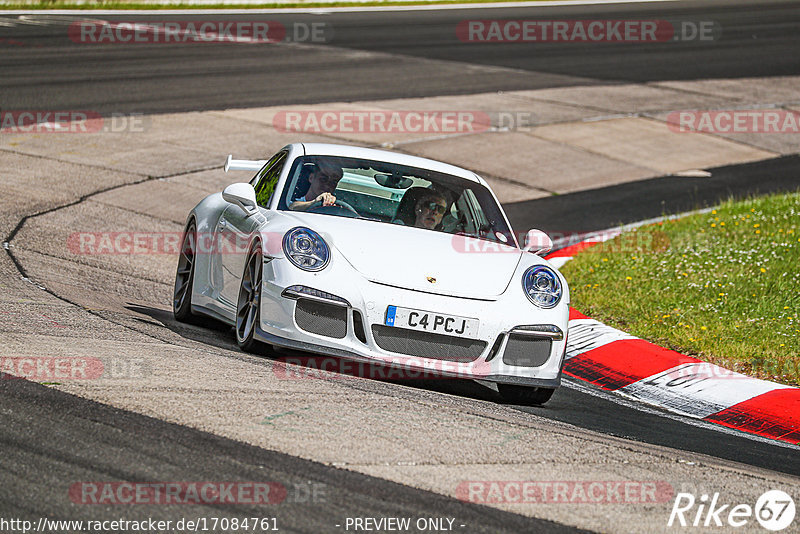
[224,154,268,172]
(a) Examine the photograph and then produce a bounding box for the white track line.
[4,0,682,15]
[564,378,800,451]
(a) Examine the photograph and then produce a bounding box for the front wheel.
[236,243,265,353]
[498,384,555,406]
[173,222,197,323]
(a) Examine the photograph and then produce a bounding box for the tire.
[173,221,198,323]
[497,384,556,406]
[236,242,264,353]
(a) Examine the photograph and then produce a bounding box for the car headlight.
[282,227,330,271]
[522,265,562,308]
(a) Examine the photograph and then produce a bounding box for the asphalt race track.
[0,378,581,533]
[0,0,798,113]
[1,0,799,532]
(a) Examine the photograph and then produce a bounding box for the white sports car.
[174,143,569,405]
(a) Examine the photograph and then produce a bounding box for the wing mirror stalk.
[222,183,259,216]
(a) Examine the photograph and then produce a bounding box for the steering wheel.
[306,199,360,218]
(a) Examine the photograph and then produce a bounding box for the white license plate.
[385,305,480,339]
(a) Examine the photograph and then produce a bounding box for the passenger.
[289,159,344,211]
[413,191,448,230]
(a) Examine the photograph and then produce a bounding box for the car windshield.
[277,155,515,246]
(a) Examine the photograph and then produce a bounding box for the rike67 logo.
[668,490,795,531]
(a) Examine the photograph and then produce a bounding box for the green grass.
[1,0,548,9]
[561,191,800,386]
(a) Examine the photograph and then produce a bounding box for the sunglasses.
[421,202,447,215]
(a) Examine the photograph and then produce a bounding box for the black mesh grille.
[502,335,552,367]
[371,325,486,362]
[295,299,347,339]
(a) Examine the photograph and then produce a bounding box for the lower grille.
[502,335,552,367]
[295,298,347,339]
[371,325,486,362]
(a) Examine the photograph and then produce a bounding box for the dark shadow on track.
[506,155,800,235]
[0,378,585,533]
[126,303,502,403]
[126,303,241,351]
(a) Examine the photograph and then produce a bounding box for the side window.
[249,151,285,186]
[253,152,287,208]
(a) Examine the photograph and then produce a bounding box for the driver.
[289,159,344,211]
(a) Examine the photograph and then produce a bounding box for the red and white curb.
[545,229,799,446]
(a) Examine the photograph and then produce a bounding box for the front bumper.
[256,259,569,387]
[255,323,562,388]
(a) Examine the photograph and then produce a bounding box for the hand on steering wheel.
[314,192,337,207]
[307,197,359,217]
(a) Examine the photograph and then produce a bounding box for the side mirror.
[522,229,553,256]
[222,183,258,216]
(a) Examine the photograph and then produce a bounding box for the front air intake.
[371,325,486,362]
[501,335,552,368]
[294,298,347,339]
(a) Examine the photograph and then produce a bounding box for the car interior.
[278,156,513,245]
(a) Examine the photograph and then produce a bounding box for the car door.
[218,151,287,310]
